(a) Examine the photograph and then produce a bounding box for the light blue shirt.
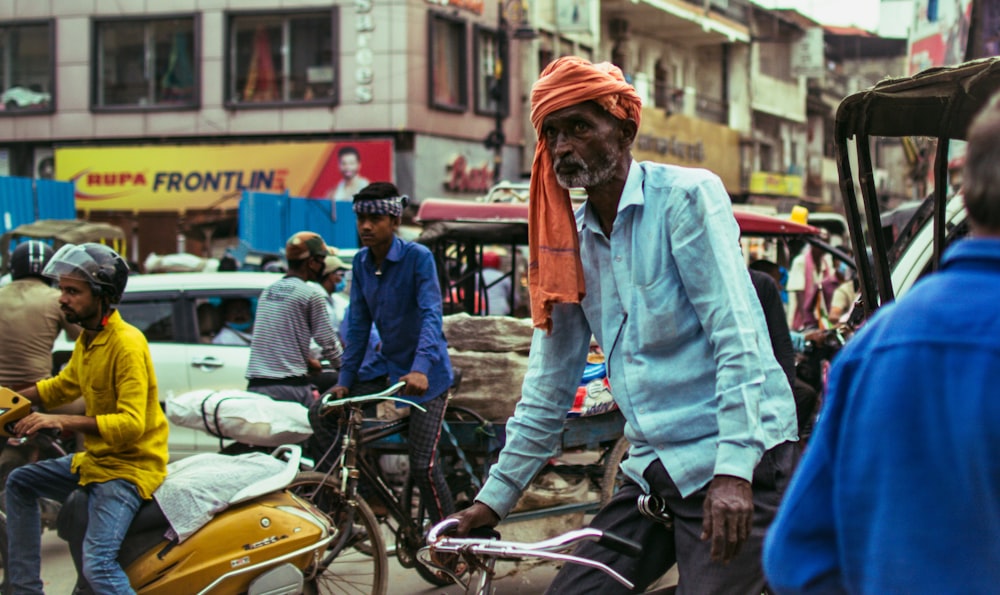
[477,161,798,518]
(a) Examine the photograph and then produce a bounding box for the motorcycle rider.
[0,241,81,389]
[4,243,169,595]
[0,241,83,479]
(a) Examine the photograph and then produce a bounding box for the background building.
[0,0,914,261]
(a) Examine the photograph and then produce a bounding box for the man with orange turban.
[452,56,799,593]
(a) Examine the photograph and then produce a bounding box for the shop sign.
[425,0,484,16]
[56,139,394,212]
[748,171,803,198]
[635,135,706,162]
[355,0,375,103]
[632,108,742,193]
[444,154,492,193]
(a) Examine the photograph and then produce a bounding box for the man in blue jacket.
[326,182,454,524]
[764,93,1000,593]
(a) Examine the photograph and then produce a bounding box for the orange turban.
[528,56,642,332]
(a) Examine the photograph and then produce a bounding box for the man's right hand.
[449,502,501,536]
[328,385,349,400]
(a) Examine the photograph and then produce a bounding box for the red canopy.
[416,198,821,237]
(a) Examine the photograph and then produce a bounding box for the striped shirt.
[246,276,343,380]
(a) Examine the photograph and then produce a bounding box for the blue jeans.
[5,454,142,595]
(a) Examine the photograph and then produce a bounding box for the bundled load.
[143,252,219,273]
[167,389,313,447]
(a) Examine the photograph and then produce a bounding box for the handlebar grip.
[467,526,501,540]
[597,531,642,558]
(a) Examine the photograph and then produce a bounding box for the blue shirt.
[764,238,1000,594]
[341,236,453,404]
[477,161,798,517]
[339,305,389,382]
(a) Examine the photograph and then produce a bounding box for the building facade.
[1,0,554,258]
[0,0,909,260]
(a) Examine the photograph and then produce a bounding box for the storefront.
[408,134,521,202]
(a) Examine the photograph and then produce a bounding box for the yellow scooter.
[0,387,369,595]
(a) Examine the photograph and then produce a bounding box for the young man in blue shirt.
[452,56,798,593]
[326,182,455,524]
[764,92,1000,594]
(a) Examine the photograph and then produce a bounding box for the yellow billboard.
[748,171,803,197]
[55,140,394,212]
[632,108,742,193]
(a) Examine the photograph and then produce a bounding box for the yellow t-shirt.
[37,310,169,499]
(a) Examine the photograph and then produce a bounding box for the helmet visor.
[43,244,100,286]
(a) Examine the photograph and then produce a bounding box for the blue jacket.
[340,236,452,404]
[764,238,1000,594]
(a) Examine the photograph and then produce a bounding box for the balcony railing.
[695,95,729,124]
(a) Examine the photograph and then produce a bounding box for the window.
[118,300,176,343]
[194,295,259,346]
[227,11,337,106]
[474,26,507,116]
[93,17,198,109]
[537,31,554,74]
[0,21,54,114]
[428,13,467,112]
[654,60,670,109]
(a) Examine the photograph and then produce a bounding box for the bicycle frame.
[312,384,441,566]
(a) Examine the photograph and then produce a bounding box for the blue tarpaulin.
[239,191,357,255]
[0,176,76,234]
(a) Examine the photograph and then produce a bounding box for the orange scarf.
[528,56,642,331]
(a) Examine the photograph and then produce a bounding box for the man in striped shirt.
[245,231,344,406]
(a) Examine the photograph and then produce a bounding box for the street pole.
[492,0,508,186]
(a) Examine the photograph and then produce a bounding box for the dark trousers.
[547,441,799,595]
[246,380,315,406]
[307,378,455,523]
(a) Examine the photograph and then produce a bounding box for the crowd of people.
[2,55,998,594]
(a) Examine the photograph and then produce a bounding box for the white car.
[54,272,283,459]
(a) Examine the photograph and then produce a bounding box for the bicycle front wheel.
[290,472,389,595]
[600,437,630,506]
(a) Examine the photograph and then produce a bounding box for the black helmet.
[10,241,55,280]
[43,243,130,304]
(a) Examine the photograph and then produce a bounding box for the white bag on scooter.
[168,389,313,446]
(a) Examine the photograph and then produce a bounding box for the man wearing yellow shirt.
[4,243,168,595]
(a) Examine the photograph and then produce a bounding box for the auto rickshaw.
[835,56,1000,321]
[0,218,127,277]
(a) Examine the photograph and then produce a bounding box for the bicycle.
[299,381,495,591]
[418,517,642,595]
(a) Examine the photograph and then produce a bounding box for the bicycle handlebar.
[418,518,638,590]
[318,381,428,414]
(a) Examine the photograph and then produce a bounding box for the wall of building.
[0,0,533,157]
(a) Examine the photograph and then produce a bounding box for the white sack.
[168,389,313,446]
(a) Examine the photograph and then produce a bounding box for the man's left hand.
[398,372,429,397]
[700,475,753,564]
